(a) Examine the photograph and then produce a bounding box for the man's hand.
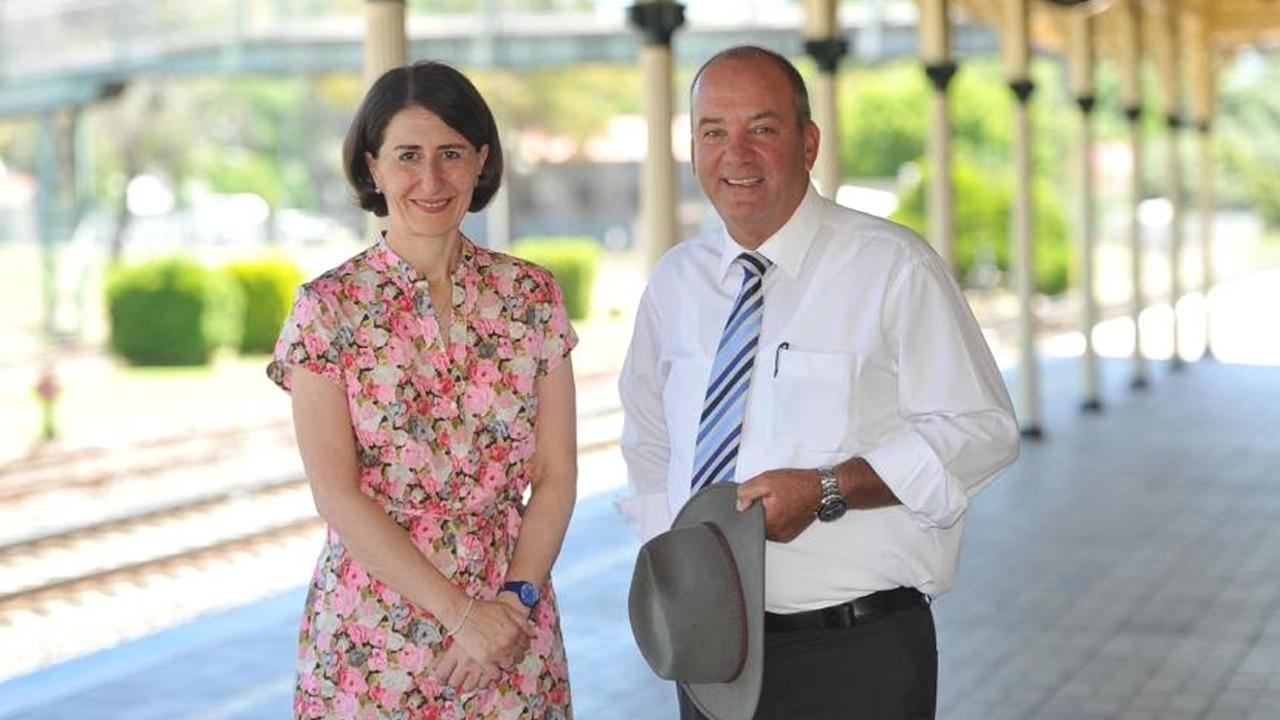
[735,468,823,543]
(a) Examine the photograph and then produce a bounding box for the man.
[617,45,1020,719]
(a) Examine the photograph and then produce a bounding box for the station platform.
[2,351,1278,719]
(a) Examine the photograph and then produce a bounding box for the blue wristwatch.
[501,580,540,610]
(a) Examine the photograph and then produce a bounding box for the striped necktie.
[691,251,772,491]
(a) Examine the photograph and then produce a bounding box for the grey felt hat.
[628,484,765,720]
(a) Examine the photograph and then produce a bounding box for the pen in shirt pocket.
[773,341,790,377]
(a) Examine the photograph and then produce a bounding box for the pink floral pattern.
[268,235,577,719]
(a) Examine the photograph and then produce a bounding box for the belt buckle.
[826,600,859,629]
[847,597,872,624]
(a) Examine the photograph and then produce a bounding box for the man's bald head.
[691,45,812,128]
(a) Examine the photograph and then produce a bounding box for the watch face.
[505,581,539,609]
[817,499,848,522]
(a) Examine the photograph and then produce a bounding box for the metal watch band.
[817,465,840,499]
[816,465,848,522]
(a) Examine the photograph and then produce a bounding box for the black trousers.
[678,602,937,720]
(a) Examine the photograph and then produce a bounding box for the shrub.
[893,159,1071,296]
[510,236,601,320]
[226,257,304,354]
[106,257,243,366]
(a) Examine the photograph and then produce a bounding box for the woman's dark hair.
[343,61,503,216]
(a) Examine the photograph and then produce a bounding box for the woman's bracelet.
[446,597,475,637]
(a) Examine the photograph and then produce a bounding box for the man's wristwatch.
[501,580,540,611]
[815,465,848,522]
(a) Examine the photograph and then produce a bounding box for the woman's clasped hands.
[429,597,533,694]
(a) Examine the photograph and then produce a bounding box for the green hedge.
[226,257,303,354]
[106,257,243,366]
[510,236,601,320]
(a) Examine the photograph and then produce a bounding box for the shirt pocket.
[661,356,711,479]
[770,349,862,451]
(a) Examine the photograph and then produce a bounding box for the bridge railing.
[1,0,363,80]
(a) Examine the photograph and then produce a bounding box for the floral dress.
[268,235,577,719]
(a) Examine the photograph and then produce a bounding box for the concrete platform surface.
[1,356,1278,720]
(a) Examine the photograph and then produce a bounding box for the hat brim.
[673,484,765,720]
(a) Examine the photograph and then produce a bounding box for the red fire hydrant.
[35,369,59,442]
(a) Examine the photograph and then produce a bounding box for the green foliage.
[226,257,304,354]
[475,65,645,154]
[89,74,361,227]
[186,77,326,209]
[106,257,243,366]
[835,59,1071,181]
[838,64,929,178]
[829,58,1072,295]
[893,159,1071,296]
[509,237,601,320]
[1217,55,1280,227]
[1233,152,1280,228]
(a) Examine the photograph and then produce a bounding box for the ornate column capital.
[804,38,849,74]
[628,2,685,46]
[923,61,958,92]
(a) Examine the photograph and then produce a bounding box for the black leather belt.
[764,587,929,633]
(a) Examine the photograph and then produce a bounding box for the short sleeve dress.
[268,235,578,720]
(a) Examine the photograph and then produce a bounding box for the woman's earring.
[374,186,383,194]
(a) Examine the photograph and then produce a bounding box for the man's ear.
[803,121,820,172]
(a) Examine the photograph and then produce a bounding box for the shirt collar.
[370,232,417,287]
[715,183,825,283]
[370,231,477,290]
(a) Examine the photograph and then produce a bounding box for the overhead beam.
[0,15,1001,118]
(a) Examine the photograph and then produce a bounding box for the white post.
[1068,12,1101,411]
[1117,0,1148,389]
[919,0,956,275]
[629,1,684,269]
[804,0,846,199]
[1003,0,1041,438]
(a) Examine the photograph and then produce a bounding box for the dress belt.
[764,587,929,633]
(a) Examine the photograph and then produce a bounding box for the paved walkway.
[1,352,1278,719]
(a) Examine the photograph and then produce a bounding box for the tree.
[93,82,199,263]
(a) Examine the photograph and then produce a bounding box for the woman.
[268,61,577,719]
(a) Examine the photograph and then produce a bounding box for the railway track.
[0,420,297,504]
[0,473,338,678]
[0,404,623,615]
[0,367,626,684]
[0,475,315,611]
[0,368,623,502]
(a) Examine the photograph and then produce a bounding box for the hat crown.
[629,523,747,683]
[627,484,764,720]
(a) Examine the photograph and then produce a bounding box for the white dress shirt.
[617,186,1020,612]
